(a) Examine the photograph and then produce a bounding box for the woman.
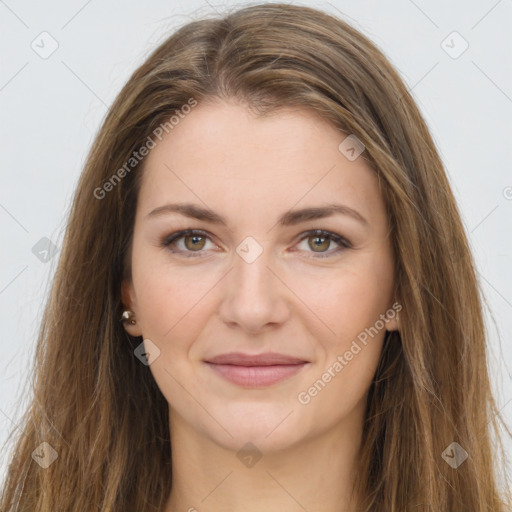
[1,3,510,511]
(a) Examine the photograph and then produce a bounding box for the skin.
[122,100,399,512]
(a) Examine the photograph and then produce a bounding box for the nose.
[217,241,290,333]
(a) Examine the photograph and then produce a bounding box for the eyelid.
[160,228,351,258]
[290,229,351,259]
[161,229,219,255]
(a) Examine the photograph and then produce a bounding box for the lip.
[205,352,309,366]
[204,352,309,387]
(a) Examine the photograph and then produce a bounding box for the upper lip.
[205,352,308,366]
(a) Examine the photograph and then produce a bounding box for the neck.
[164,406,365,512]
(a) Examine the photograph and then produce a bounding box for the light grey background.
[1,0,511,487]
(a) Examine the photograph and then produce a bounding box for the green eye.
[294,230,351,258]
[161,229,351,259]
[183,234,207,251]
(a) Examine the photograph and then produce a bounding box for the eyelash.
[160,229,351,259]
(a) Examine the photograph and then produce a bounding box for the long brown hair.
[1,4,510,511]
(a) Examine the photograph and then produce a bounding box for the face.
[122,100,398,452]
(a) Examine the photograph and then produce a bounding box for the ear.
[121,278,143,337]
[381,300,402,331]
[384,300,401,332]
[385,315,399,332]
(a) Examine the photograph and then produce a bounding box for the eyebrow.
[146,202,369,227]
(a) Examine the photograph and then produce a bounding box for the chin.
[201,403,308,454]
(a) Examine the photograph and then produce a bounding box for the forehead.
[137,100,384,228]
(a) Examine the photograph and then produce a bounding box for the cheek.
[293,261,392,408]
[293,268,390,418]
[132,267,213,407]
[134,269,208,342]
[131,249,227,370]
[305,261,393,410]
[292,261,393,348]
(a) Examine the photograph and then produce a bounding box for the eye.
[160,229,351,258]
[293,230,351,258]
[161,229,216,257]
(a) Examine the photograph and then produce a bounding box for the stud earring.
[121,310,136,325]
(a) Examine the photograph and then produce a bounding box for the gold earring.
[121,310,136,325]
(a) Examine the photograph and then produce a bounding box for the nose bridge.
[234,240,271,293]
[232,235,275,303]
[219,235,288,330]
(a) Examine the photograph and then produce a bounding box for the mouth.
[204,352,310,387]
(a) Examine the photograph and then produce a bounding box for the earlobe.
[121,279,143,337]
[386,311,400,331]
[385,316,399,332]
[384,303,401,332]
[120,309,143,337]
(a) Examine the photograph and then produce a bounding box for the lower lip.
[206,362,308,387]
